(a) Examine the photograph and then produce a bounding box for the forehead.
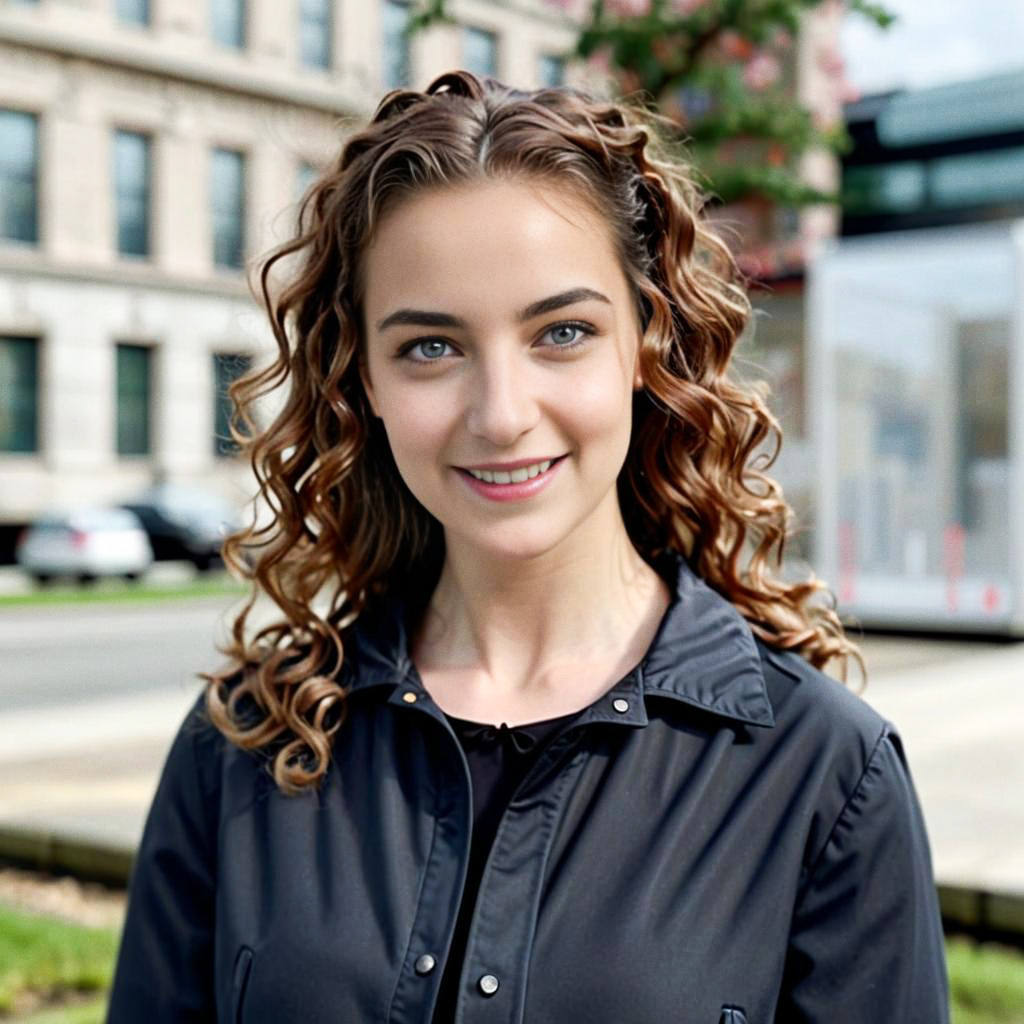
[362,179,628,321]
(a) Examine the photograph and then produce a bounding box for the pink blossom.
[742,52,781,91]
[606,0,652,16]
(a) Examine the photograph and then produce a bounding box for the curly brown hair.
[205,70,862,794]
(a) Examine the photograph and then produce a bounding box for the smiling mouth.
[458,455,566,485]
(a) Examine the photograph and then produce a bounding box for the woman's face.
[360,178,644,563]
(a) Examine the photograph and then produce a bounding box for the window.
[296,160,317,202]
[0,109,39,245]
[116,344,151,456]
[382,0,411,90]
[211,147,245,269]
[538,54,564,88]
[299,0,331,70]
[113,130,151,257]
[463,26,497,78]
[0,337,39,453]
[212,0,246,49]
[116,0,150,27]
[213,352,252,456]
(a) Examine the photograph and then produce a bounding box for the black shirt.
[433,709,581,1022]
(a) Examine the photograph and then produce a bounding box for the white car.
[16,507,154,584]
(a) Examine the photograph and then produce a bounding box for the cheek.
[377,389,452,469]
[565,364,636,447]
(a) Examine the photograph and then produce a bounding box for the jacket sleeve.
[777,728,950,1023]
[106,697,220,1023]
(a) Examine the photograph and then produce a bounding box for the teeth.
[467,459,553,484]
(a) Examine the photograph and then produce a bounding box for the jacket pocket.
[719,1007,748,1024]
[232,945,254,1024]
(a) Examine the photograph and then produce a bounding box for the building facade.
[0,0,577,559]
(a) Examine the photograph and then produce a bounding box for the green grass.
[0,576,245,609]
[0,906,118,1017]
[1,901,1023,1021]
[950,937,1024,1024]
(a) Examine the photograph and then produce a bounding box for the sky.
[840,0,1024,96]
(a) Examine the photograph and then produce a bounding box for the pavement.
[1,589,1023,933]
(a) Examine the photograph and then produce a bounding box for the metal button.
[478,974,499,996]
[612,697,629,713]
[402,691,418,703]
[414,953,436,975]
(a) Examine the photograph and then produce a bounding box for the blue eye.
[543,322,592,349]
[404,338,452,361]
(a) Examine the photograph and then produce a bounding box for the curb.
[0,825,135,889]
[1,825,1023,945]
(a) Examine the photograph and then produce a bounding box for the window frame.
[113,127,153,259]
[211,0,247,50]
[212,350,253,457]
[0,106,40,247]
[462,24,499,79]
[114,341,153,457]
[298,0,332,71]
[0,335,41,455]
[210,145,247,271]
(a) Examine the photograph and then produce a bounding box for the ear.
[632,336,644,391]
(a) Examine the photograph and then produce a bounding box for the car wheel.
[123,571,142,583]
[32,573,54,586]
[192,554,214,573]
[77,572,98,586]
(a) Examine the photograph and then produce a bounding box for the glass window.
[213,352,253,456]
[930,147,1024,209]
[116,0,150,27]
[0,337,39,453]
[116,344,151,456]
[211,147,245,270]
[813,225,1016,626]
[538,54,564,88]
[212,0,246,49]
[463,26,497,78]
[296,160,317,202]
[299,0,331,70]
[842,163,926,215]
[114,130,151,257]
[382,0,411,90]
[0,109,39,245]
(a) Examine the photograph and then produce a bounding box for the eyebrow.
[375,287,612,333]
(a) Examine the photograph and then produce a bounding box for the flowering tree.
[410,0,894,207]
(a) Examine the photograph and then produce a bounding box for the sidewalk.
[1,634,1022,931]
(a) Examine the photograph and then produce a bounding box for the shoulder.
[751,640,916,871]
[755,639,891,765]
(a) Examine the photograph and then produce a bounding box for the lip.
[458,455,566,471]
[455,455,567,503]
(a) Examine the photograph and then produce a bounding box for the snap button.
[414,953,436,975]
[612,697,629,713]
[478,973,499,996]
[402,691,418,703]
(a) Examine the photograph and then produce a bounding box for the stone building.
[0,0,576,558]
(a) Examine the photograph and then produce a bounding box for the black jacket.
[107,554,949,1023]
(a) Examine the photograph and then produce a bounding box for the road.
[0,596,243,712]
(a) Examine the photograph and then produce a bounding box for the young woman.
[107,71,949,1023]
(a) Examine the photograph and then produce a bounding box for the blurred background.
[0,1,1023,1021]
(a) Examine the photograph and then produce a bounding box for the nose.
[463,347,540,446]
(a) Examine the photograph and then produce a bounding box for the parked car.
[119,484,241,572]
[16,507,154,584]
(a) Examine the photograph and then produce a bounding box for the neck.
[411,504,671,719]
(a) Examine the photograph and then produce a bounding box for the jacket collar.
[344,551,774,729]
